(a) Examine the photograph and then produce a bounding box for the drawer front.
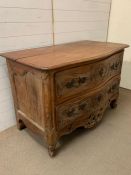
[55,51,123,101]
[56,78,120,132]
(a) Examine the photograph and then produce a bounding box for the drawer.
[56,78,120,132]
[55,51,123,101]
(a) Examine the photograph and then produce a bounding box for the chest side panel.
[8,61,45,129]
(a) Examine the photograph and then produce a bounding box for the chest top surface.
[0,40,128,70]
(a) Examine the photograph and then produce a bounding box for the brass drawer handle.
[79,103,87,110]
[65,76,88,89]
[108,82,119,93]
[65,102,87,118]
[66,108,76,117]
[110,62,120,70]
[96,94,102,102]
[99,67,105,77]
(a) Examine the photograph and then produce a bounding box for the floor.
[0,88,131,175]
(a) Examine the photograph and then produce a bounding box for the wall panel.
[108,0,131,89]
[0,0,53,132]
[0,0,51,9]
[53,0,111,44]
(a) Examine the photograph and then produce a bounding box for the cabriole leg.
[110,99,118,109]
[45,129,58,157]
[48,145,56,157]
[17,119,26,130]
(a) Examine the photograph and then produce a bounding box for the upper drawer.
[55,51,123,101]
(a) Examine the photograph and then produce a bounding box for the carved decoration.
[59,99,90,121]
[65,76,89,89]
[55,52,123,99]
[57,78,120,132]
[4,41,126,157]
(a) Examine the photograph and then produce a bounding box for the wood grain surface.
[0,41,128,70]
[1,41,128,157]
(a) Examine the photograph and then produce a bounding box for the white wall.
[0,0,53,132]
[54,0,111,44]
[108,0,131,89]
[0,0,111,132]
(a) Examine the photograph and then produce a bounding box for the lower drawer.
[56,77,120,134]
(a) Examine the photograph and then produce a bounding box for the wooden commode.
[0,41,129,157]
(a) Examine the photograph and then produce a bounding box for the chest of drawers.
[0,41,128,157]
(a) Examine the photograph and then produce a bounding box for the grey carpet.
[0,88,131,175]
